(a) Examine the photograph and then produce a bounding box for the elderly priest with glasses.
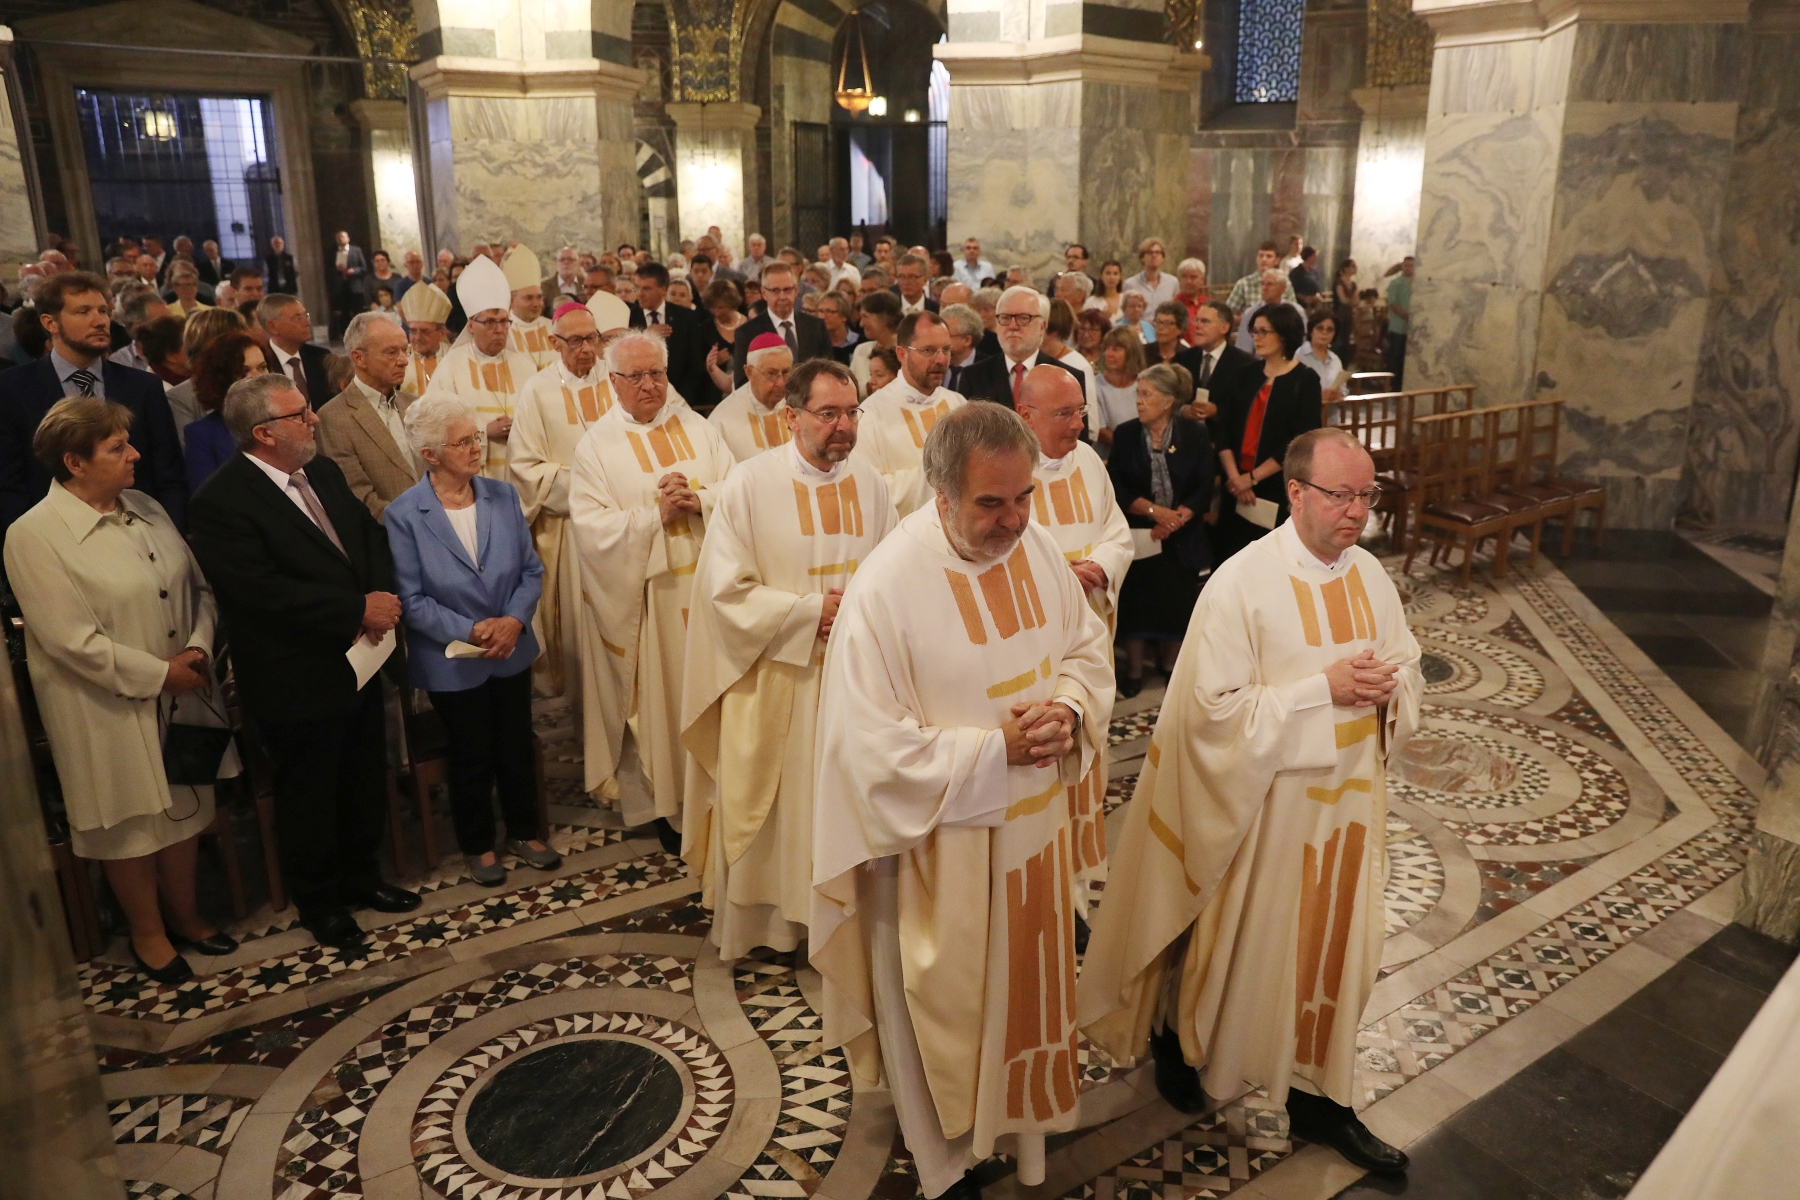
[1079,427,1421,1178]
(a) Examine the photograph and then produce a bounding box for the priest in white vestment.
[425,255,537,484]
[813,403,1115,1200]
[1016,365,1134,923]
[509,295,631,699]
[397,281,452,396]
[1078,428,1422,1177]
[682,358,897,959]
[502,244,557,370]
[709,333,794,462]
[853,311,966,517]
[570,330,735,848]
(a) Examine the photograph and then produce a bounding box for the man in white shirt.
[824,237,862,288]
[1280,233,1305,274]
[952,237,996,291]
[740,233,774,283]
[258,293,332,410]
[1123,237,1177,305]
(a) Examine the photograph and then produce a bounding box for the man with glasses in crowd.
[729,261,828,387]
[257,294,335,411]
[680,357,897,961]
[570,330,735,854]
[190,372,419,954]
[953,285,1084,411]
[422,254,537,484]
[853,311,967,517]
[709,332,795,462]
[1081,426,1420,1181]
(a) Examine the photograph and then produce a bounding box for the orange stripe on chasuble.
[817,482,842,535]
[1032,485,1050,524]
[1070,468,1094,522]
[626,431,655,473]
[646,424,677,467]
[1008,544,1046,631]
[1336,714,1378,748]
[806,560,857,576]
[1345,564,1377,640]
[1146,809,1201,895]
[763,411,788,449]
[1147,740,1161,768]
[944,570,988,644]
[1007,1059,1028,1119]
[1049,478,1076,524]
[978,562,1021,639]
[793,481,815,536]
[1289,577,1322,647]
[667,417,696,459]
[1005,775,1064,821]
[1004,849,1047,1058]
[1320,821,1367,1003]
[840,474,862,536]
[1305,778,1373,805]
[902,408,926,449]
[561,388,580,425]
[413,355,437,390]
[1319,576,1355,644]
[749,413,769,449]
[1294,829,1340,1055]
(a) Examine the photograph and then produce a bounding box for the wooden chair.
[1345,371,1394,396]
[1490,399,1607,553]
[1326,384,1476,549]
[1404,404,1552,584]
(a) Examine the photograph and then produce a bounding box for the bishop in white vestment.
[853,311,966,517]
[426,255,537,483]
[397,281,452,396]
[570,331,735,835]
[1079,429,1421,1177]
[812,403,1114,1200]
[708,332,794,462]
[682,359,897,959]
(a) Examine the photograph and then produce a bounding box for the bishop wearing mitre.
[509,292,631,700]
[812,403,1114,1200]
[682,359,896,959]
[397,281,453,396]
[501,244,557,369]
[1078,428,1422,1177]
[425,254,537,483]
[853,311,965,516]
[570,329,735,850]
[708,333,793,462]
[1014,364,1134,926]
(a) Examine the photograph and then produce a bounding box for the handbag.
[162,691,236,787]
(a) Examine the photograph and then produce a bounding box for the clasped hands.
[1226,470,1257,505]
[817,587,844,640]
[1325,649,1400,708]
[1145,504,1192,542]
[1070,559,1108,591]
[656,471,702,526]
[1003,700,1078,769]
[161,647,210,695]
[470,616,524,660]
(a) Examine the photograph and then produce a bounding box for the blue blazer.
[184,411,235,493]
[385,474,543,692]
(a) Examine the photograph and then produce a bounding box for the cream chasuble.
[852,379,966,517]
[708,381,793,463]
[510,361,615,699]
[680,443,897,959]
[1077,524,1421,1109]
[811,507,1114,1192]
[569,400,734,826]
[1030,440,1135,898]
[511,314,557,369]
[402,349,442,397]
[424,341,537,482]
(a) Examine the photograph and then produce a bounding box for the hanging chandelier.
[835,11,877,114]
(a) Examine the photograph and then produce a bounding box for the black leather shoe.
[1118,673,1144,700]
[932,1169,983,1200]
[344,883,422,913]
[130,942,194,985]
[173,931,240,956]
[1074,912,1091,955]
[1149,1025,1207,1113]
[301,908,367,949]
[1287,1091,1408,1175]
[651,817,683,856]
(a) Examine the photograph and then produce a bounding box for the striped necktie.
[68,368,97,396]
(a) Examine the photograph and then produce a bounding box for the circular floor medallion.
[1420,652,1458,686]
[1396,735,1520,794]
[463,1036,685,1180]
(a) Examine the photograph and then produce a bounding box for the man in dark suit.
[729,262,828,387]
[892,252,940,317]
[626,261,707,406]
[954,286,1084,409]
[258,293,336,410]
[196,238,234,287]
[0,271,187,532]
[263,235,299,295]
[188,373,419,950]
[1179,299,1260,441]
[330,230,370,338]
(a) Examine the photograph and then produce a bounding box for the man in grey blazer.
[317,312,420,521]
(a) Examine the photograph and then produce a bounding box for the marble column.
[347,99,422,259]
[1347,84,1425,289]
[1408,2,1748,529]
[409,0,641,257]
[664,101,760,251]
[936,11,1201,278]
[0,27,42,269]
[1743,473,1800,940]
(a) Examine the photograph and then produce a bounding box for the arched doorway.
[827,1,946,249]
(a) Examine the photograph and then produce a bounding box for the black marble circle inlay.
[1420,652,1457,685]
[465,1039,685,1179]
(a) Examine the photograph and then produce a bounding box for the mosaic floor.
[78,553,1762,1200]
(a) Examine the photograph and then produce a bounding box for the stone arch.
[635,139,678,257]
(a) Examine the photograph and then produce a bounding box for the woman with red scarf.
[1214,303,1321,563]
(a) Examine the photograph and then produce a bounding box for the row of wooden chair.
[1324,383,1477,549]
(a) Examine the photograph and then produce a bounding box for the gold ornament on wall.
[1367,0,1432,88]
[344,0,416,100]
[1165,0,1204,53]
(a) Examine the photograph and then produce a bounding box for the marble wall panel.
[1348,105,1424,287]
[1303,145,1356,279]
[368,128,422,258]
[1186,147,1214,265]
[1270,149,1306,243]
[1208,149,1274,286]
[436,95,609,250]
[1568,23,1750,105]
[0,63,37,264]
[1405,276,1542,403]
[946,123,1081,279]
[1414,107,1562,290]
[1428,26,1574,117]
[1078,120,1187,265]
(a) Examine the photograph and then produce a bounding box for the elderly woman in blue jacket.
[387,392,560,887]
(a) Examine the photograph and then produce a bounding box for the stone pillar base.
[1740,830,1800,945]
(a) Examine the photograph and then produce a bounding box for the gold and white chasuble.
[1078,523,1421,1109]
[401,349,441,398]
[511,314,557,370]
[424,341,538,483]
[510,361,615,699]
[1031,441,1135,902]
[570,401,735,826]
[811,506,1115,1194]
[708,381,794,463]
[680,444,897,959]
[852,378,966,517]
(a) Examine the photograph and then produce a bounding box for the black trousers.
[1385,332,1407,389]
[429,668,537,855]
[256,680,388,919]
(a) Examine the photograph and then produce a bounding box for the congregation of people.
[0,221,1423,1194]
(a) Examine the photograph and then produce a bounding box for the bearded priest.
[682,358,897,959]
[853,311,965,517]
[1078,426,1421,1177]
[812,402,1114,1200]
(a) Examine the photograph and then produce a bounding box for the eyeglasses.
[443,434,481,452]
[613,369,667,386]
[258,408,312,426]
[1033,407,1085,423]
[553,333,602,347]
[996,313,1039,327]
[468,316,510,330]
[901,345,951,359]
[802,405,862,424]
[1295,479,1384,508]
